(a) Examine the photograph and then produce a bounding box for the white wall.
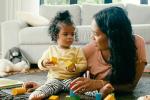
[21,0,39,14]
[0,0,7,57]
[5,0,39,20]
[0,0,39,57]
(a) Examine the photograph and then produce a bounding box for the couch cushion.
[39,4,81,25]
[20,45,49,63]
[82,3,125,25]
[19,25,92,45]
[19,26,51,44]
[126,3,150,24]
[17,12,49,27]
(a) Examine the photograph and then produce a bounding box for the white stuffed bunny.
[0,59,30,77]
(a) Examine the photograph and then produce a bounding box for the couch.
[1,3,150,67]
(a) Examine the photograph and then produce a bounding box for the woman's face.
[91,20,109,50]
[57,24,75,49]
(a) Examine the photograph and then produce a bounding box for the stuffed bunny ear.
[4,49,12,60]
[19,49,31,66]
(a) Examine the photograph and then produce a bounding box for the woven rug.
[0,69,150,100]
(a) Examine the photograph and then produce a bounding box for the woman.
[23,7,147,97]
[70,6,147,96]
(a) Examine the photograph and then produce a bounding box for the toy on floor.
[104,93,116,100]
[68,89,80,100]
[65,83,80,100]
[0,59,30,77]
[11,87,26,96]
[69,90,76,97]
[65,95,80,100]
[5,47,30,66]
[48,95,59,100]
[0,47,30,77]
[96,93,102,100]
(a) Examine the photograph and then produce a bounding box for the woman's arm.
[113,62,145,92]
[74,48,87,73]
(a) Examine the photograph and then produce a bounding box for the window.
[41,0,70,5]
[120,0,140,4]
[78,0,104,4]
[40,0,148,5]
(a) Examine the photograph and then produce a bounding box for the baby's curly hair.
[48,10,78,42]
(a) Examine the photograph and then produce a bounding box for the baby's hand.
[42,58,54,69]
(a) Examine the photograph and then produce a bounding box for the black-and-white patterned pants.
[30,78,99,98]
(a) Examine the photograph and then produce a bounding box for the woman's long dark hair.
[94,7,137,84]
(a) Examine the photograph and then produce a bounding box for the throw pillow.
[17,12,49,27]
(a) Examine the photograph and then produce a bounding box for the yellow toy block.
[11,87,26,96]
[65,61,74,69]
[50,57,58,64]
[104,93,116,100]
[48,95,59,100]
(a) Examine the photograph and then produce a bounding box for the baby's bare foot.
[29,92,45,100]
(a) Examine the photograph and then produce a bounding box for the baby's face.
[57,24,75,49]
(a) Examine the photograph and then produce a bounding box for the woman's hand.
[70,77,104,94]
[22,81,40,92]
[83,70,90,78]
[100,83,114,97]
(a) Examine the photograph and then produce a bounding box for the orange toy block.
[48,95,59,100]
[65,61,74,69]
[50,57,58,64]
[11,87,26,96]
[104,93,116,100]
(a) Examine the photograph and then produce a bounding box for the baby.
[28,10,87,100]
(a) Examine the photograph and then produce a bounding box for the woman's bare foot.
[138,95,150,100]
[144,95,150,100]
[100,83,114,97]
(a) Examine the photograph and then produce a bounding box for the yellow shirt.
[38,45,87,80]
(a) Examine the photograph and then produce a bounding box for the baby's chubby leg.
[29,79,63,100]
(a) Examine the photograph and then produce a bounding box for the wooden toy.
[65,95,80,100]
[104,93,116,100]
[48,95,59,100]
[65,61,74,69]
[11,87,26,96]
[70,90,76,97]
[50,57,57,64]
[96,93,102,100]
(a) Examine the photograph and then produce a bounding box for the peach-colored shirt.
[83,34,147,80]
